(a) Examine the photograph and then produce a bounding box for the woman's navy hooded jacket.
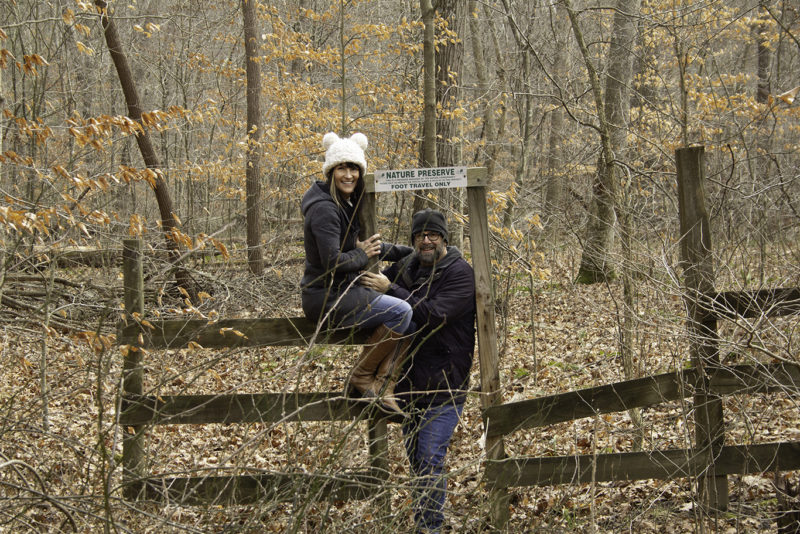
[300,180,411,325]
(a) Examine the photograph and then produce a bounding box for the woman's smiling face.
[331,162,360,200]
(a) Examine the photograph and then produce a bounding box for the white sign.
[373,166,467,192]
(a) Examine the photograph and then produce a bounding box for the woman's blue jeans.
[402,400,464,533]
[338,293,412,333]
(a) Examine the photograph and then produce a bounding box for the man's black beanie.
[410,208,448,244]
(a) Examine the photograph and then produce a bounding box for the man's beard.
[416,242,444,266]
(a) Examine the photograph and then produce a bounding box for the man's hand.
[359,271,391,293]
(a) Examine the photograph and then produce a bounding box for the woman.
[300,132,412,414]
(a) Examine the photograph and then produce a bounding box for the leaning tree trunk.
[242,0,264,275]
[95,0,196,301]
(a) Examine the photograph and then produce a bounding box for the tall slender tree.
[543,4,570,222]
[415,0,437,214]
[242,0,264,275]
[468,1,498,179]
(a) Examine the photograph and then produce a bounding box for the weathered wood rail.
[482,147,800,517]
[484,362,800,439]
[486,441,800,488]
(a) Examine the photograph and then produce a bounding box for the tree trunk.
[543,4,569,222]
[506,48,531,229]
[468,0,497,179]
[436,0,466,243]
[434,0,465,168]
[756,0,772,106]
[242,0,264,275]
[414,0,437,214]
[754,0,773,284]
[569,0,640,284]
[95,0,196,301]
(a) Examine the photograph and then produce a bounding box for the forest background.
[1,0,800,532]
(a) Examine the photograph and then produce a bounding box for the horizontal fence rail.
[117,316,370,349]
[138,469,389,506]
[120,391,403,426]
[483,363,800,439]
[487,441,800,488]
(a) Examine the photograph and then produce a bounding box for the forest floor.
[0,239,798,533]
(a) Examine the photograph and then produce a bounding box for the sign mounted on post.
[373,166,467,192]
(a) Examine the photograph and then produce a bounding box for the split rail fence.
[117,149,799,525]
[116,168,509,517]
[482,147,800,516]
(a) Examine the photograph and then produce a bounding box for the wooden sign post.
[361,166,509,528]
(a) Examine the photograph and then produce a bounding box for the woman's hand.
[359,271,391,293]
[356,233,382,258]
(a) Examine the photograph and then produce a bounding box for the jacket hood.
[301,181,333,216]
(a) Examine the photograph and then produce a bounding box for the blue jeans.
[402,400,464,533]
[338,294,412,333]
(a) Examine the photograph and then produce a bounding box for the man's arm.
[364,261,475,329]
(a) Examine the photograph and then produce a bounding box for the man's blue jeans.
[402,399,464,533]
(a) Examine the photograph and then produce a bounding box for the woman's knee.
[378,296,412,332]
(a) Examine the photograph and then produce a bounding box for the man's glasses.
[414,232,442,243]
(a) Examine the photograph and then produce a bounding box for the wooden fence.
[117,150,800,524]
[116,168,510,519]
[118,239,395,505]
[482,147,800,517]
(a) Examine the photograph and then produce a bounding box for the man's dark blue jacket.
[383,246,476,407]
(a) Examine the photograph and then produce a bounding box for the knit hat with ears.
[322,132,368,179]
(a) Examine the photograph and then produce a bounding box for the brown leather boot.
[345,324,401,398]
[372,336,411,415]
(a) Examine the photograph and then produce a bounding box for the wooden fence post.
[358,183,391,507]
[121,238,145,498]
[467,175,510,529]
[676,146,729,511]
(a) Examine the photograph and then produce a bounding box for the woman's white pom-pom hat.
[322,132,368,179]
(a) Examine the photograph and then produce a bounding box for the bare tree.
[95,0,196,301]
[242,0,264,275]
[568,0,641,284]
[434,0,465,168]
[543,3,570,222]
[415,0,437,214]
[468,0,498,179]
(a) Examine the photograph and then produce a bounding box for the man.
[360,208,476,533]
